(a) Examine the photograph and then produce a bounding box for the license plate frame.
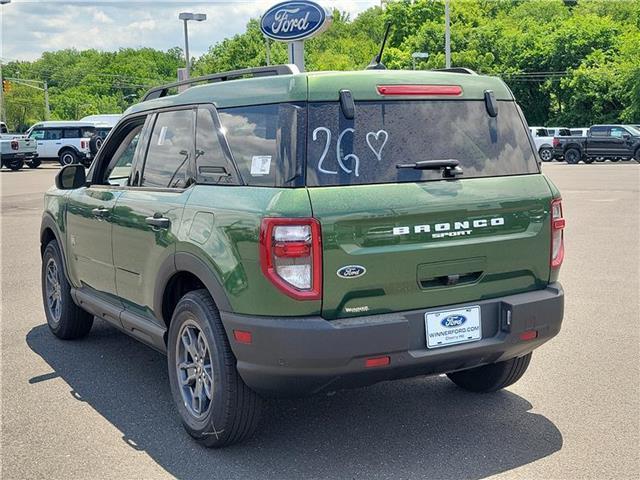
[425,305,482,349]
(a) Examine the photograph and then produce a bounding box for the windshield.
[626,126,640,136]
[306,100,539,187]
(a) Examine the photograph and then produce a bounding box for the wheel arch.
[154,252,232,330]
[40,214,71,279]
[57,145,81,158]
[563,142,583,153]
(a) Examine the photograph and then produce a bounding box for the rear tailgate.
[309,175,553,319]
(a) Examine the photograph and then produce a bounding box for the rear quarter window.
[306,100,539,187]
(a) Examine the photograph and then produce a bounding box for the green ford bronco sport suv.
[40,65,565,447]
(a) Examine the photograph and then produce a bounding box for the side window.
[103,124,144,187]
[610,127,626,138]
[142,109,194,189]
[29,129,45,140]
[63,128,80,138]
[590,127,608,137]
[195,108,238,184]
[44,129,62,140]
[535,128,547,137]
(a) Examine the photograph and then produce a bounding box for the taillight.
[550,198,565,268]
[10,140,18,151]
[552,137,560,148]
[80,140,88,149]
[259,218,322,300]
[377,85,463,96]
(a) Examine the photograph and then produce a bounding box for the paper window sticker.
[250,155,272,176]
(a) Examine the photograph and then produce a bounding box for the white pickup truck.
[0,122,40,170]
[528,127,556,162]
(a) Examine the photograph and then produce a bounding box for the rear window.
[306,100,539,187]
[218,103,305,187]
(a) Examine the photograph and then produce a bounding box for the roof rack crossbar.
[142,64,300,101]
[433,67,477,75]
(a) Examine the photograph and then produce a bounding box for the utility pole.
[445,0,451,68]
[43,80,50,120]
[5,77,49,120]
[0,61,5,123]
[265,37,271,66]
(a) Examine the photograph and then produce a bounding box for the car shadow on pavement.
[27,320,562,480]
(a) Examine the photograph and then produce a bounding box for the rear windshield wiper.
[396,159,464,178]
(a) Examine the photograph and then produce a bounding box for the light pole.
[412,52,429,70]
[445,0,451,68]
[0,0,12,123]
[178,12,206,79]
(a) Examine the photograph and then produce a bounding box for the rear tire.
[583,157,595,164]
[634,149,640,163]
[41,240,94,339]
[167,289,263,448]
[2,159,24,170]
[564,148,581,164]
[59,150,78,166]
[447,353,532,393]
[539,147,553,162]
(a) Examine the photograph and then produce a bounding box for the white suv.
[26,121,95,166]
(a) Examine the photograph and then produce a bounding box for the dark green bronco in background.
[40,65,565,447]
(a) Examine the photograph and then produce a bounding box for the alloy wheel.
[45,258,62,324]
[175,320,214,419]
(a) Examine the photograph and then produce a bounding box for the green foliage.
[2,0,639,131]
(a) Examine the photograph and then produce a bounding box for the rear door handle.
[145,216,170,229]
[92,207,109,218]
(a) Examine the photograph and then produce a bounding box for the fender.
[40,213,71,281]
[153,251,232,326]
[57,145,84,158]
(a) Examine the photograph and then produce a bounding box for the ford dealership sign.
[261,1,332,42]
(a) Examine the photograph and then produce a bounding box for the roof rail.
[142,64,300,101]
[433,67,477,75]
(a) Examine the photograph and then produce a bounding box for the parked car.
[41,65,565,447]
[546,127,571,137]
[528,126,555,161]
[1,122,40,170]
[81,114,122,155]
[553,124,640,163]
[570,128,589,137]
[26,121,95,166]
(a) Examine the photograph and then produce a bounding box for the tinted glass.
[610,127,626,138]
[142,109,194,188]
[591,126,608,137]
[81,127,95,138]
[535,128,547,136]
[44,129,62,140]
[218,103,305,187]
[195,108,238,184]
[63,128,80,138]
[306,100,539,187]
[558,129,571,136]
[104,126,143,187]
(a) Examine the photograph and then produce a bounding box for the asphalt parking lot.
[1,161,638,480]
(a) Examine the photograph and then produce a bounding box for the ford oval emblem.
[337,265,366,279]
[441,314,467,328]
[261,1,332,42]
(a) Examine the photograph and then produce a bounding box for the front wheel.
[26,158,42,169]
[634,149,640,163]
[59,150,78,166]
[539,147,553,162]
[447,353,532,393]
[167,290,263,448]
[564,148,581,164]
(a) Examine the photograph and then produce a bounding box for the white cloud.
[1,0,379,61]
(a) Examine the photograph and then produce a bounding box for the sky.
[1,0,379,62]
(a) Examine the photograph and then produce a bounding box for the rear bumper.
[1,151,38,161]
[221,284,564,397]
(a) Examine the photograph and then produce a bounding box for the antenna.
[366,23,391,70]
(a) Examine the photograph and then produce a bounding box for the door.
[587,126,610,156]
[111,108,195,323]
[43,128,63,157]
[28,128,46,157]
[65,121,145,301]
[609,127,632,156]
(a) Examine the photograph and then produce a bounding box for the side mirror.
[622,133,631,141]
[55,164,86,190]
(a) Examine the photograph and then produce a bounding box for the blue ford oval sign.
[261,1,332,42]
[337,265,366,279]
[441,315,467,328]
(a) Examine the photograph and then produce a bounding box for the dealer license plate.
[425,306,481,349]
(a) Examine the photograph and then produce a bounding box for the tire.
[41,240,94,339]
[26,158,42,169]
[3,159,24,170]
[539,147,553,162]
[59,149,78,166]
[89,135,103,155]
[564,148,581,164]
[610,158,620,162]
[635,149,640,163]
[583,157,595,164]
[447,352,532,393]
[167,289,263,448]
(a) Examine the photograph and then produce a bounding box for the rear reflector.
[233,330,252,344]
[365,356,390,368]
[377,85,463,96]
[519,330,538,341]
